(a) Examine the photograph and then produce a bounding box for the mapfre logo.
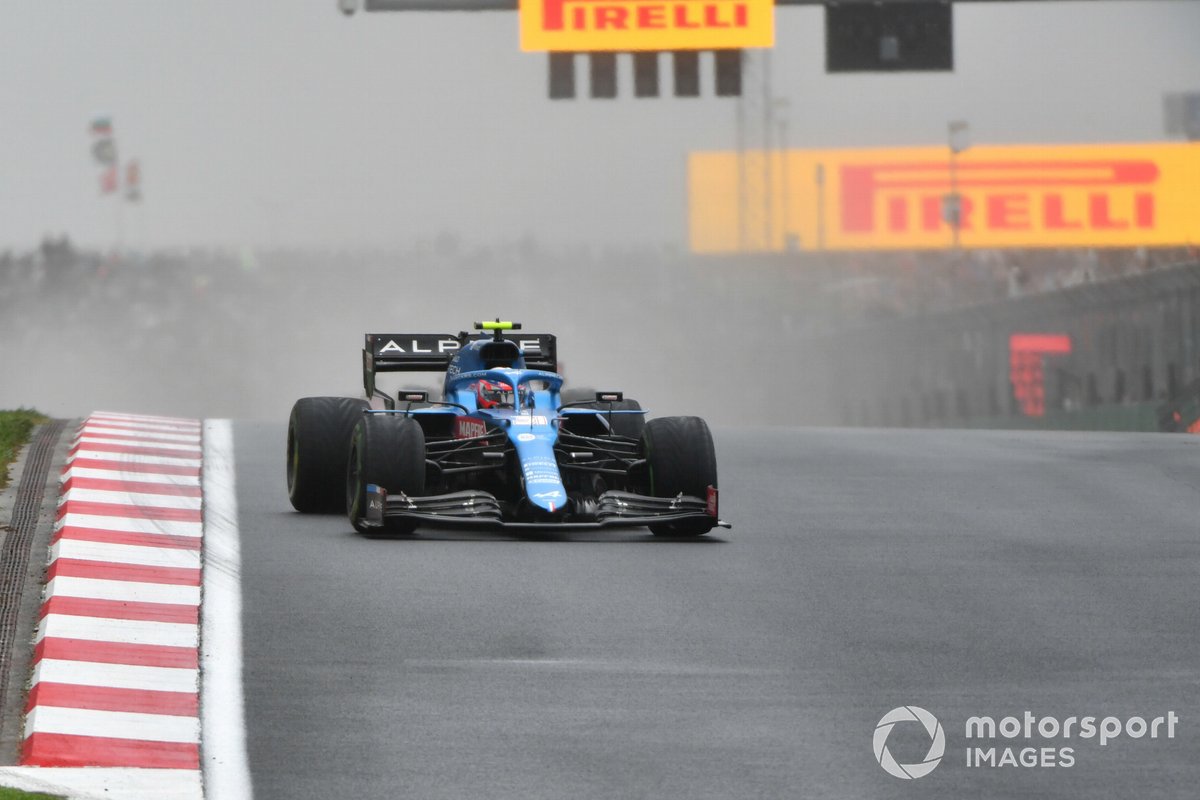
[841,159,1158,236]
[454,418,489,440]
[520,0,773,52]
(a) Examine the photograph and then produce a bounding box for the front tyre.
[641,416,718,536]
[287,397,369,513]
[346,414,426,535]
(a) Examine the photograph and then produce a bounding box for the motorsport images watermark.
[874,706,946,779]
[874,706,1181,778]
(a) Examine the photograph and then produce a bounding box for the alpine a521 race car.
[286,320,729,536]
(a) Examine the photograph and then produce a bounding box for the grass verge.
[0,409,48,491]
[0,408,63,800]
[0,788,64,800]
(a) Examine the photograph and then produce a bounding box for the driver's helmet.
[475,380,514,409]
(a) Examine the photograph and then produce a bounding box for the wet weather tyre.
[641,416,717,536]
[574,398,644,438]
[287,397,369,513]
[347,414,426,535]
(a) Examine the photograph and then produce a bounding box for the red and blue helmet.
[475,380,514,409]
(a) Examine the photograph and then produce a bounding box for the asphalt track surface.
[233,423,1200,800]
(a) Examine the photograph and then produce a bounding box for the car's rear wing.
[362,332,557,398]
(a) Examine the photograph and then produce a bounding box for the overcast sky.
[2,0,1198,250]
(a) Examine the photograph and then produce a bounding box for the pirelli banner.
[689,142,1200,253]
[520,0,774,52]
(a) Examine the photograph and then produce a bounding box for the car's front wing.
[361,486,730,531]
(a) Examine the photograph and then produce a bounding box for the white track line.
[201,419,254,800]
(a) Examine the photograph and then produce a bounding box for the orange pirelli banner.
[520,0,774,52]
[689,142,1200,253]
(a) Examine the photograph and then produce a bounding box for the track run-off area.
[227,422,1198,800]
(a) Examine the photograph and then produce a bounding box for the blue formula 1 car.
[285,320,728,536]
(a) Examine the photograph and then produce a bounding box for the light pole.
[736,55,746,252]
[761,50,773,250]
[947,120,970,249]
[774,98,792,250]
[815,162,826,252]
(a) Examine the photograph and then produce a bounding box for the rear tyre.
[580,398,645,439]
[346,414,426,535]
[640,416,717,536]
[287,397,369,513]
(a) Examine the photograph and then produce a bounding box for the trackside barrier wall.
[816,260,1200,430]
